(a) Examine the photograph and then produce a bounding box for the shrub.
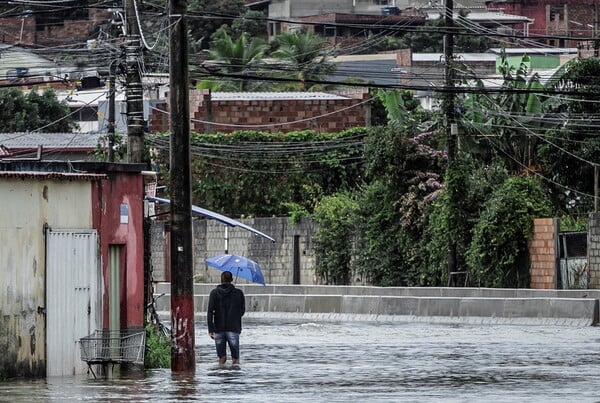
[466,176,552,288]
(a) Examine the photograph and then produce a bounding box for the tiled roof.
[0,132,103,150]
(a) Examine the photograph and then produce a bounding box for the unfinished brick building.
[148,89,372,134]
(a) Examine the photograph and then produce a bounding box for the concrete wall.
[269,0,353,18]
[290,0,353,16]
[151,214,600,289]
[589,212,600,288]
[150,217,319,285]
[154,283,600,326]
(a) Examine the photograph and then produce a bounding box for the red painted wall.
[92,172,145,331]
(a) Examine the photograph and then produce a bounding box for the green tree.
[461,53,555,172]
[537,57,600,214]
[313,193,358,285]
[201,27,268,91]
[0,87,75,132]
[356,125,445,286]
[271,30,337,90]
[230,10,268,39]
[466,176,552,288]
[399,12,492,53]
[188,0,246,48]
[421,158,509,285]
[150,128,368,217]
[376,88,427,129]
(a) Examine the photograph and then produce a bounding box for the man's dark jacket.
[207,283,245,333]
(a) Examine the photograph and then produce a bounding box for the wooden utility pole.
[125,0,145,162]
[444,0,458,281]
[595,164,599,212]
[169,0,195,372]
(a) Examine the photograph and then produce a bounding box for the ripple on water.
[1,321,600,402]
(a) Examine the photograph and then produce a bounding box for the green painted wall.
[497,55,561,72]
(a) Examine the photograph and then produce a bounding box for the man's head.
[221,271,233,284]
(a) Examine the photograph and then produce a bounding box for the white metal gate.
[46,230,101,376]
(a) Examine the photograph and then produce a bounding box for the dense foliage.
[0,88,76,132]
[153,52,600,288]
[313,193,358,285]
[355,125,445,285]
[198,30,337,91]
[151,128,368,217]
[397,13,492,53]
[466,176,552,288]
[188,0,246,49]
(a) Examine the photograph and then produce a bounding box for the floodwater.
[1,319,600,402]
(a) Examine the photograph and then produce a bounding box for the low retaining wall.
[154,283,600,326]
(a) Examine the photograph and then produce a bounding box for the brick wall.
[0,17,35,45]
[529,218,559,289]
[396,49,412,67]
[0,9,109,47]
[588,212,600,288]
[149,90,370,134]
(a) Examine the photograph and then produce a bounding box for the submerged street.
[1,320,599,402]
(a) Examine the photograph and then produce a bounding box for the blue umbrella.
[205,254,266,285]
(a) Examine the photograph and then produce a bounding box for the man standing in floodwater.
[207,271,246,366]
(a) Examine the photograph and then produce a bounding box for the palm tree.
[201,27,268,91]
[271,30,337,90]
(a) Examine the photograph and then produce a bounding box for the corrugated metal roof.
[56,88,125,107]
[210,92,350,101]
[0,145,11,156]
[412,53,497,62]
[0,132,102,149]
[0,171,105,181]
[0,44,61,79]
[489,48,578,55]
[466,11,533,22]
[147,196,276,243]
[425,9,532,22]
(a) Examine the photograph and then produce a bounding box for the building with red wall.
[486,0,600,47]
[0,8,110,47]
[90,164,147,333]
[0,160,147,377]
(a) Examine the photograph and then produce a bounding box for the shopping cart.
[79,330,145,378]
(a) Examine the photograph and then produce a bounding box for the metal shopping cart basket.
[79,330,145,378]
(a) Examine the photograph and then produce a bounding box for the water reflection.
[1,320,599,402]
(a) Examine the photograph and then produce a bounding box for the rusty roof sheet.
[0,171,106,181]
